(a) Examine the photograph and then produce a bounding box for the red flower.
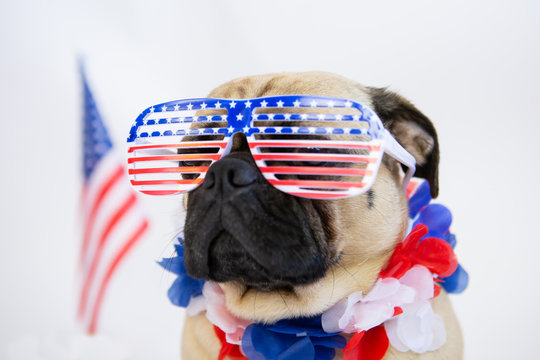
[380,224,458,281]
[343,325,389,360]
[213,326,247,360]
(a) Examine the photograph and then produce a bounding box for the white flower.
[201,281,252,345]
[186,295,206,316]
[322,266,434,334]
[385,301,446,353]
[322,265,446,353]
[322,277,415,333]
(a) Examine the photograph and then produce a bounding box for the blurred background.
[1,0,539,359]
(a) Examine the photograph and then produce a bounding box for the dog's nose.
[203,155,258,193]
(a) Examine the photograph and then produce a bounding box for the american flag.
[78,67,149,334]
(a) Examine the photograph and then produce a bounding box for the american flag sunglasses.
[127,95,416,199]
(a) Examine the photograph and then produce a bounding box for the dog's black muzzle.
[183,149,331,291]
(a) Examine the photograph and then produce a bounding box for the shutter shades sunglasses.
[127,95,416,199]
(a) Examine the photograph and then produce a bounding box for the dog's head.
[182,72,439,323]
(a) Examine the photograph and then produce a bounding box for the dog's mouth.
[181,149,339,293]
[205,229,325,292]
[184,217,331,292]
[183,180,336,292]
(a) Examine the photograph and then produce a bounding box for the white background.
[1,0,539,359]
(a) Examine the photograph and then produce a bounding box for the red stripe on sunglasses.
[252,154,377,163]
[259,166,373,176]
[128,167,209,174]
[140,190,182,195]
[288,192,351,199]
[128,142,228,153]
[128,154,220,163]
[268,179,366,189]
[249,141,382,151]
[130,179,203,186]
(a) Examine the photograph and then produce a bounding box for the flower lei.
[159,179,469,360]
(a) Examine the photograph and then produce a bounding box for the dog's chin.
[218,252,389,324]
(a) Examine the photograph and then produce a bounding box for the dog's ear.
[368,87,440,198]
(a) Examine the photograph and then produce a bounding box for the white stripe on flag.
[81,162,133,272]
[81,201,146,330]
[79,151,149,333]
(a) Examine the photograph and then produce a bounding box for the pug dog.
[180,72,463,359]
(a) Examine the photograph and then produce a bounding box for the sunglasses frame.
[127,95,416,199]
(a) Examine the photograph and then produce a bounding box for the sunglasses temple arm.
[382,129,416,190]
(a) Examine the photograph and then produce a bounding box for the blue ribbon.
[241,316,346,360]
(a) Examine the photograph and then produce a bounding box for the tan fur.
[180,72,463,359]
[219,164,407,324]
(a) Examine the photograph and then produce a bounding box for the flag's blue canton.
[82,72,112,180]
[127,96,383,143]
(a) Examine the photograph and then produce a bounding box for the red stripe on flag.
[128,167,209,174]
[78,192,137,318]
[79,165,124,268]
[87,219,149,334]
[259,166,373,176]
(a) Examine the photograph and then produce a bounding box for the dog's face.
[182,72,439,323]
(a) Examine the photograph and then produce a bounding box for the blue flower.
[413,203,453,241]
[408,181,469,294]
[440,264,469,294]
[409,180,432,219]
[158,240,205,307]
[241,316,347,360]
